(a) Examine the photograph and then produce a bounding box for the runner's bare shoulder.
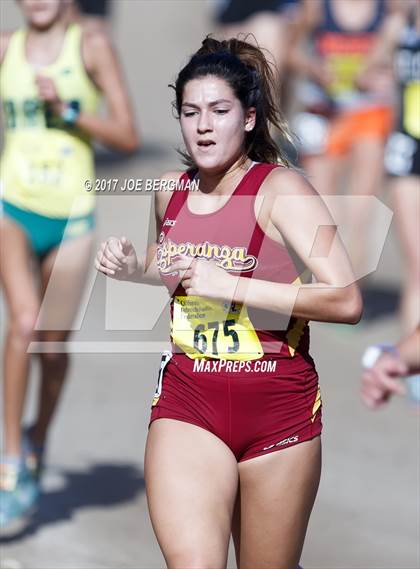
[0,30,14,64]
[79,22,113,76]
[260,166,318,199]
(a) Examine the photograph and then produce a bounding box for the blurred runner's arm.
[0,31,12,63]
[285,0,332,87]
[361,326,420,408]
[397,326,420,374]
[42,27,139,152]
[79,27,139,151]
[356,10,405,93]
[361,353,407,408]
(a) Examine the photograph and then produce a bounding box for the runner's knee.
[9,309,39,347]
[39,351,69,371]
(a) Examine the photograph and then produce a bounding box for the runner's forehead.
[182,77,236,105]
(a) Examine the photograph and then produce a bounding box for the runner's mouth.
[197,140,216,147]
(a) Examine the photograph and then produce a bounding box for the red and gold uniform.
[149,163,322,462]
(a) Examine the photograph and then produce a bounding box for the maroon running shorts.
[149,352,322,462]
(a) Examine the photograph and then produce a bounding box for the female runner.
[0,0,139,531]
[215,0,299,78]
[358,0,419,333]
[287,0,395,275]
[96,37,362,569]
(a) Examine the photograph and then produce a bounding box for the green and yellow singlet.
[0,23,99,218]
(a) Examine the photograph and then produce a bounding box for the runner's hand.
[355,68,394,96]
[311,60,335,89]
[95,236,139,280]
[35,74,65,115]
[169,255,237,300]
[361,353,408,409]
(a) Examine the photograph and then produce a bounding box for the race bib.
[172,296,263,360]
[151,351,172,407]
[403,81,420,139]
[25,157,63,190]
[14,136,66,192]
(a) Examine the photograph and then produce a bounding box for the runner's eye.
[214,109,229,114]
[182,110,198,117]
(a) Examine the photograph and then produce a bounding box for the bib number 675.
[193,319,239,355]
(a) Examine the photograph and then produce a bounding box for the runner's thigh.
[37,233,94,331]
[238,437,321,569]
[145,418,238,569]
[0,217,39,318]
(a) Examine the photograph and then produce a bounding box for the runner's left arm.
[360,325,420,408]
[78,27,139,152]
[356,10,404,92]
[38,27,140,152]
[170,168,362,324]
[231,169,362,323]
[397,325,420,374]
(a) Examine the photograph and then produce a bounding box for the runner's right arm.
[361,325,420,408]
[285,0,332,87]
[95,172,181,284]
[0,31,13,63]
[356,10,405,92]
[397,326,420,375]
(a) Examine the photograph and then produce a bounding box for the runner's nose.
[197,110,212,134]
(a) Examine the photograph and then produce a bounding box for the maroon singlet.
[149,163,322,462]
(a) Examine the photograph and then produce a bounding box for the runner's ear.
[245,107,256,132]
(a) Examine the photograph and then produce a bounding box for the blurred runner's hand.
[95,236,138,280]
[313,61,335,89]
[361,353,408,409]
[35,74,64,115]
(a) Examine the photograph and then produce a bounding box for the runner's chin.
[193,146,233,172]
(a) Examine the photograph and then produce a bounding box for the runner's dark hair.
[171,35,293,167]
